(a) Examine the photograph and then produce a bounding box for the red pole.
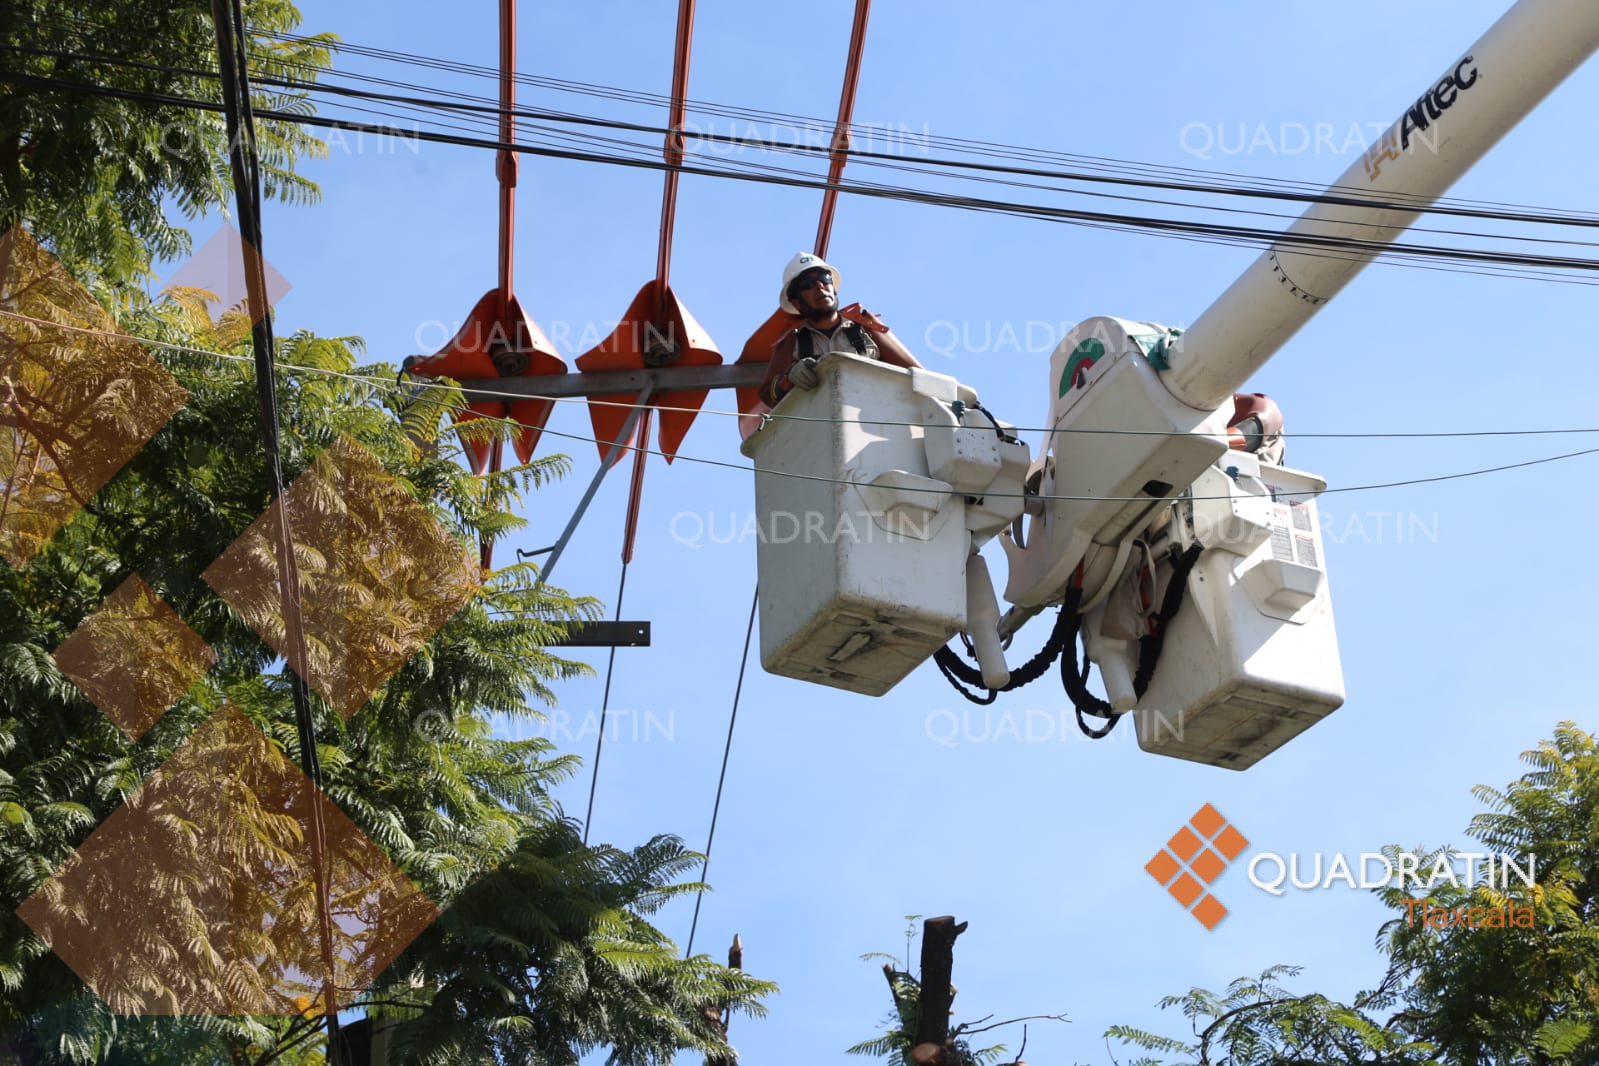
[814,0,872,259]
[496,0,518,300]
[656,0,696,296]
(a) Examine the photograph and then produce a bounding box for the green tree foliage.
[0,293,771,1064]
[0,0,773,1054]
[1106,965,1440,1066]
[0,0,331,292]
[1377,723,1599,1065]
[1108,723,1599,1066]
[3,2,774,1060]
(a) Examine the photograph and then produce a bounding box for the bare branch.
[959,1012,1070,1037]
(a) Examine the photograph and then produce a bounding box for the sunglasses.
[792,272,834,292]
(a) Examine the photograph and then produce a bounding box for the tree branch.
[957,1012,1069,1037]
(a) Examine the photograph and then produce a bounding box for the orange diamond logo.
[51,573,216,740]
[0,226,189,569]
[1147,804,1248,929]
[202,433,479,718]
[1192,893,1228,930]
[15,704,439,1015]
[161,223,291,325]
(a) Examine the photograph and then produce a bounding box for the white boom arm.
[1166,0,1599,412]
[740,0,1599,768]
[1007,0,1599,615]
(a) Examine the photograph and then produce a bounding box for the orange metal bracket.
[409,0,568,486]
[574,0,722,562]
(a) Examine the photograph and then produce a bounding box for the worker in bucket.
[758,252,922,407]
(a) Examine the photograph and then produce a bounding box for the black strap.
[844,321,868,355]
[796,322,868,361]
[1133,542,1205,695]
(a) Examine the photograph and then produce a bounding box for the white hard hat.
[778,252,840,314]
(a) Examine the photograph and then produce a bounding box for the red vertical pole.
[483,0,519,572]
[497,0,518,300]
[656,0,696,296]
[814,0,872,259]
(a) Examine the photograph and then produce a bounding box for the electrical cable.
[11,309,1599,505]
[14,37,1598,258]
[933,604,1073,702]
[1057,587,1119,738]
[8,57,1599,285]
[21,8,1599,233]
[686,588,757,959]
[205,0,343,1055]
[217,22,1599,220]
[20,307,1599,444]
[232,27,1599,223]
[12,66,1597,287]
[581,564,628,846]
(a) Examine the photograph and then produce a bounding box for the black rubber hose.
[932,605,1072,698]
[1133,542,1205,696]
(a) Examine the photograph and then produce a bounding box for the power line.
[22,7,1599,231]
[686,588,756,959]
[207,0,345,1054]
[9,308,1599,504]
[8,68,1599,288]
[16,308,1599,443]
[10,37,1599,249]
[239,23,1599,218]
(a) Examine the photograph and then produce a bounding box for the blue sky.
[172,0,1599,1059]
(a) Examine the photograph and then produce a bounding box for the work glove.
[788,357,821,391]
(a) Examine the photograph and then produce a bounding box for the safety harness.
[795,321,871,360]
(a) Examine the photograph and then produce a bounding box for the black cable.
[581,562,628,846]
[23,8,1599,231]
[19,304,1599,503]
[243,25,1599,224]
[207,1,342,1057]
[230,22,1599,219]
[686,588,757,958]
[1056,540,1206,739]
[933,649,998,705]
[1133,543,1206,696]
[1057,586,1115,722]
[11,38,1599,250]
[931,603,1074,705]
[10,69,1599,284]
